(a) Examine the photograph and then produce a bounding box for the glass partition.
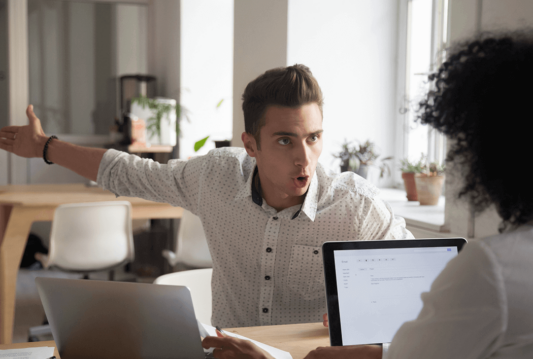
[27,0,148,135]
[0,0,8,130]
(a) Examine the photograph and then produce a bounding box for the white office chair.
[154,268,213,325]
[29,201,135,342]
[162,209,212,268]
[39,201,134,280]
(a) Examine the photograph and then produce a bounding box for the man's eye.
[278,138,291,145]
[309,135,319,142]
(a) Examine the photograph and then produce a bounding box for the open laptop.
[322,238,467,346]
[35,277,213,359]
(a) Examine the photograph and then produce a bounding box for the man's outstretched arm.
[0,105,106,181]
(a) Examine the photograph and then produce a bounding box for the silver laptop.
[36,277,211,359]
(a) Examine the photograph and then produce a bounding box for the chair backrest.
[47,201,134,271]
[176,210,212,268]
[154,268,213,325]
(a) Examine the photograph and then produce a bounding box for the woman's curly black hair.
[418,31,533,231]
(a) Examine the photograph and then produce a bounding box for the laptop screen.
[333,246,459,345]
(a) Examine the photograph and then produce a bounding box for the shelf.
[378,188,445,232]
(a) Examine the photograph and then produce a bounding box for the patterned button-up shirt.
[97,147,413,328]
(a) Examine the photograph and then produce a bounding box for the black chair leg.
[82,273,89,280]
[108,270,115,281]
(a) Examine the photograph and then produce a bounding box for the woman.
[203,31,533,359]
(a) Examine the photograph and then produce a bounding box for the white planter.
[130,98,177,146]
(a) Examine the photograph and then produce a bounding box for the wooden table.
[228,323,329,359]
[0,323,330,359]
[0,184,183,344]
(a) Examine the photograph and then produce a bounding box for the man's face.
[242,103,323,209]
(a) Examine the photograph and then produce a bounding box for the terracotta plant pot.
[414,174,445,205]
[401,172,418,201]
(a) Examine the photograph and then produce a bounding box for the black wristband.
[43,135,58,165]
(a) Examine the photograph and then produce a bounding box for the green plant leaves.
[194,136,210,152]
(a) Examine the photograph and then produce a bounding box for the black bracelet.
[43,135,58,165]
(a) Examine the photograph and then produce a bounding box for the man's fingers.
[0,138,14,145]
[202,336,232,349]
[216,329,228,338]
[26,104,38,123]
[0,142,13,153]
[0,126,19,134]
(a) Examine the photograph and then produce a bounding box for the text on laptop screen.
[333,246,458,345]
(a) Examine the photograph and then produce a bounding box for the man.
[0,64,412,328]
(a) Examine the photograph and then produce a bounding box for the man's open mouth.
[294,176,309,188]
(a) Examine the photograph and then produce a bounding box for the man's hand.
[0,105,48,158]
[202,330,275,359]
[304,345,382,359]
[323,313,328,327]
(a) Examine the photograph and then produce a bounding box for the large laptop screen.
[333,246,458,345]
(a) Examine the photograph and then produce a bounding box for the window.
[402,0,449,167]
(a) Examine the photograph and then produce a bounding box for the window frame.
[394,0,449,188]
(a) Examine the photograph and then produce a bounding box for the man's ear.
[242,132,258,158]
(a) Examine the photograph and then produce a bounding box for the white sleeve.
[97,149,206,214]
[385,241,507,359]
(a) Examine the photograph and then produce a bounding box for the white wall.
[287,0,399,185]
[179,0,233,159]
[232,0,289,147]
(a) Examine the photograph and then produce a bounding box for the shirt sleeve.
[97,149,206,214]
[358,197,414,240]
[385,240,507,359]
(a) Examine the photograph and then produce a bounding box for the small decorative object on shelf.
[414,162,446,205]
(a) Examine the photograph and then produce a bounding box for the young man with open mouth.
[0,64,412,329]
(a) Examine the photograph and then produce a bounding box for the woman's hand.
[304,345,382,359]
[0,105,47,158]
[323,313,328,327]
[202,329,275,359]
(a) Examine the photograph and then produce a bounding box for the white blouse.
[386,223,533,359]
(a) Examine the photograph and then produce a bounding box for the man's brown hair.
[242,64,323,148]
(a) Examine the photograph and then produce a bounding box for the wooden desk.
[0,323,330,359]
[0,184,183,344]
[228,323,329,359]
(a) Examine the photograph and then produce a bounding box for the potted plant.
[399,155,426,201]
[334,139,393,181]
[414,162,445,205]
[333,140,357,172]
[352,140,380,179]
[131,95,191,146]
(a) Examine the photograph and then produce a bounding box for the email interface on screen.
[333,246,458,345]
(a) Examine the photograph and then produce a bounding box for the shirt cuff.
[382,342,390,359]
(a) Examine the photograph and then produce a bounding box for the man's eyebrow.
[272,129,323,137]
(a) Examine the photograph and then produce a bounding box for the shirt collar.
[234,165,319,222]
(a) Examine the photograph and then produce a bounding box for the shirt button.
[262,308,269,313]
[266,247,272,253]
[273,216,278,220]
[265,276,271,280]
[314,250,319,255]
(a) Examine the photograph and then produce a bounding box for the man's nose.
[294,143,311,168]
